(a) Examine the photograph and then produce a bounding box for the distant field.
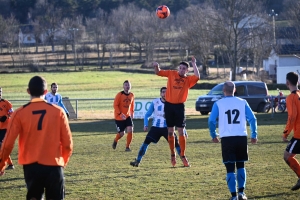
[0,71,289,119]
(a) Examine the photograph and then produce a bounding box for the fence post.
[76,100,78,119]
[271,96,274,118]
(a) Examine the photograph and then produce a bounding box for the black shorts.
[0,129,7,142]
[164,101,186,128]
[286,137,300,154]
[115,117,133,133]
[146,127,168,143]
[23,163,64,200]
[221,136,248,163]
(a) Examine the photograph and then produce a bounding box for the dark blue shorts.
[221,136,248,163]
[164,102,186,128]
[146,127,168,143]
[115,117,133,133]
[23,162,65,200]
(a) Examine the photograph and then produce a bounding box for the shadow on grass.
[251,192,295,199]
[69,113,288,135]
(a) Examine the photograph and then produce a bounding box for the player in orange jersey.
[0,87,15,170]
[112,80,135,151]
[0,76,73,200]
[282,72,300,191]
[153,56,200,167]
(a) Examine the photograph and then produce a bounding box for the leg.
[167,127,176,155]
[126,126,133,150]
[284,138,300,190]
[236,162,247,199]
[177,127,186,156]
[23,163,45,200]
[225,162,237,198]
[130,137,152,167]
[44,166,64,200]
[113,120,126,150]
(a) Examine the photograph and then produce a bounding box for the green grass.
[0,113,299,199]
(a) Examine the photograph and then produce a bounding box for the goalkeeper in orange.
[282,72,300,191]
[112,80,135,151]
[0,87,14,170]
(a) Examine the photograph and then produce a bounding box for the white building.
[263,49,300,83]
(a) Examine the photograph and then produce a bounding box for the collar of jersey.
[31,98,47,103]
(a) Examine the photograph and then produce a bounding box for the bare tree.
[86,9,112,69]
[204,0,268,80]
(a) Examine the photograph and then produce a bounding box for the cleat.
[229,197,237,200]
[112,140,117,149]
[130,159,140,167]
[6,165,14,170]
[291,178,300,191]
[181,156,191,167]
[171,154,176,167]
[125,147,131,152]
[238,193,247,200]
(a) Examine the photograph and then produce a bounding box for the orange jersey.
[0,99,13,130]
[114,91,134,120]
[0,98,73,169]
[283,90,300,139]
[157,70,199,104]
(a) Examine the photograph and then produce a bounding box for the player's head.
[178,61,189,76]
[51,83,58,94]
[123,80,131,93]
[160,87,167,100]
[27,76,47,97]
[0,87,2,99]
[223,81,236,96]
[286,72,298,87]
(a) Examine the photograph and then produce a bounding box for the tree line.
[0,0,299,81]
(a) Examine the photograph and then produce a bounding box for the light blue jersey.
[144,98,166,128]
[45,92,69,114]
[208,96,257,139]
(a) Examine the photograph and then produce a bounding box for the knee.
[119,132,125,137]
[127,127,133,133]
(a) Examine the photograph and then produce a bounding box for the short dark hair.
[179,61,190,68]
[123,80,129,84]
[51,83,57,87]
[286,72,298,86]
[160,87,167,93]
[28,76,47,96]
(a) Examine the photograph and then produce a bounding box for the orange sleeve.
[188,75,200,88]
[114,93,122,116]
[60,113,73,167]
[130,94,135,117]
[0,109,21,171]
[157,70,171,77]
[283,95,297,138]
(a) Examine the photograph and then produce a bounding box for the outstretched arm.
[191,56,200,79]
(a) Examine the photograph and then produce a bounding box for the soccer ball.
[156,5,170,19]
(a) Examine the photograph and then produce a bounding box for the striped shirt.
[144,98,166,128]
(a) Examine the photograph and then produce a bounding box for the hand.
[153,62,159,68]
[212,137,220,143]
[66,113,70,118]
[251,138,258,144]
[191,56,196,63]
[144,126,148,132]
[0,116,7,123]
[120,113,126,120]
[282,136,289,143]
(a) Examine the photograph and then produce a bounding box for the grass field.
[0,71,297,199]
[0,113,299,200]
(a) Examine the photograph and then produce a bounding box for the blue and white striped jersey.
[144,98,166,128]
[208,96,257,139]
[45,92,69,114]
